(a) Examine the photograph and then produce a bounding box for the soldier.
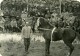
[21,22,32,54]
[11,19,17,32]
[58,18,64,28]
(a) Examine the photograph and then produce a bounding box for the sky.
[0,0,3,4]
[77,0,80,2]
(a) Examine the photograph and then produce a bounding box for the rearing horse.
[37,18,80,56]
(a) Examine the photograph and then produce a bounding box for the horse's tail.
[76,32,80,41]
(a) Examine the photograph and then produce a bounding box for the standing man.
[21,22,32,54]
[11,19,17,32]
[21,9,28,27]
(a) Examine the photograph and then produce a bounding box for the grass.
[0,33,80,56]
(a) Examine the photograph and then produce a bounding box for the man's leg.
[24,38,30,53]
[24,38,28,52]
[27,38,30,51]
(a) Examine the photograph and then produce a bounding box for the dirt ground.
[0,40,80,56]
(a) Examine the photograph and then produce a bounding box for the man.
[58,18,64,28]
[50,13,58,26]
[11,19,17,32]
[0,17,5,32]
[21,9,28,27]
[21,22,32,54]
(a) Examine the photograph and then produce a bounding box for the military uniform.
[21,22,32,53]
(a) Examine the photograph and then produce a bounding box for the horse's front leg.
[45,39,51,56]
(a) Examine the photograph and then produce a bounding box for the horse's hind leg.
[45,39,51,56]
[64,42,74,56]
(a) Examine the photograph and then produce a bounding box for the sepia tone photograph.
[0,0,80,56]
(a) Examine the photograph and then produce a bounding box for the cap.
[26,22,29,24]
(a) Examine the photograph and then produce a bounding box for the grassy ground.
[0,40,80,56]
[0,33,80,56]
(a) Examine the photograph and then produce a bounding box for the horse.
[36,18,80,56]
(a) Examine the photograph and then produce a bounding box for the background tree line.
[0,0,80,32]
[1,0,80,18]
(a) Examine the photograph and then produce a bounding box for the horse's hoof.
[49,55,52,56]
[45,54,51,56]
[66,52,70,56]
[45,54,48,56]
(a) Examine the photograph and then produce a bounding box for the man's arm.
[21,27,24,39]
[30,27,33,38]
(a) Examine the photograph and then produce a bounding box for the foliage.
[1,0,27,17]
[1,0,80,31]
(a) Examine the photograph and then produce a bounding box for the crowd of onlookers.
[33,11,80,33]
[0,9,80,34]
[1,0,80,33]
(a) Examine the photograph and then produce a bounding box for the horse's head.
[36,17,53,31]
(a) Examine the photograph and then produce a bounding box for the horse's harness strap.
[51,27,56,42]
[38,28,51,30]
